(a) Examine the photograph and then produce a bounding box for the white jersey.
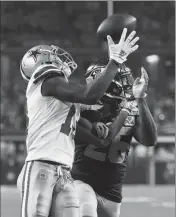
[25,67,80,168]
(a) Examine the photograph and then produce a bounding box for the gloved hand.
[132,67,148,99]
[107,28,139,64]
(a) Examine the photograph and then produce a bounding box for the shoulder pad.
[33,64,64,84]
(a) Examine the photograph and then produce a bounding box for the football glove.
[107,28,139,64]
[132,67,148,99]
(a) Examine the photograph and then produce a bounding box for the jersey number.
[60,105,76,138]
[84,134,128,164]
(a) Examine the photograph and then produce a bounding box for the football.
[97,14,137,41]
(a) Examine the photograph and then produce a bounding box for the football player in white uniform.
[17,28,139,217]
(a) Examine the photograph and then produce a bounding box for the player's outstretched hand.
[107,28,139,64]
[132,67,149,99]
[93,122,109,139]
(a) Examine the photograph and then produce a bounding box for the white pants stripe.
[21,161,33,217]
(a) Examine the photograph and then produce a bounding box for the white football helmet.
[20,45,77,82]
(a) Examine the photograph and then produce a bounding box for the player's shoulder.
[27,64,65,95]
[32,63,64,84]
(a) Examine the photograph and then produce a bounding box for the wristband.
[110,59,120,66]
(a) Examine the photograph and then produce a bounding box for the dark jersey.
[71,59,139,203]
[72,104,138,203]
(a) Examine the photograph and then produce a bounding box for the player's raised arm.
[42,59,117,104]
[132,67,157,146]
[107,101,135,139]
[42,29,139,104]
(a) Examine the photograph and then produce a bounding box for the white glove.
[132,67,149,99]
[107,28,139,64]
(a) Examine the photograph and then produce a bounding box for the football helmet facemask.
[20,45,77,82]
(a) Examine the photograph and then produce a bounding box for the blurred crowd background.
[1,1,175,185]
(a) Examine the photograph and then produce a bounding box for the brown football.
[97,14,137,41]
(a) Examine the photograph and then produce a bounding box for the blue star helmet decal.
[28,49,42,62]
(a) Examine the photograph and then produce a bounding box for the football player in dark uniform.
[70,16,157,217]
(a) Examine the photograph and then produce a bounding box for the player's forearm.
[75,109,129,147]
[75,123,107,148]
[108,109,129,140]
[42,60,118,104]
[89,109,128,146]
[83,60,119,104]
[134,98,157,146]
